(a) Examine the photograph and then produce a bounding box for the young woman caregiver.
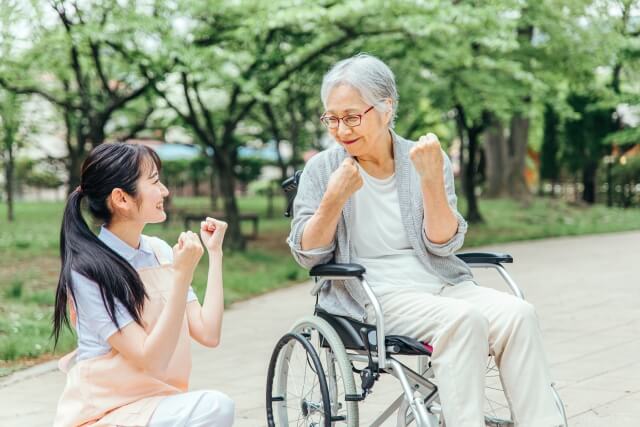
[52,143,235,427]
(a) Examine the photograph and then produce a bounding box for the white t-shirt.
[351,164,445,297]
[71,227,197,361]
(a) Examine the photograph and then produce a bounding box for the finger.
[425,132,439,143]
[209,218,227,229]
[206,217,222,227]
[343,157,357,167]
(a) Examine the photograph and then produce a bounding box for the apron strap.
[143,236,173,266]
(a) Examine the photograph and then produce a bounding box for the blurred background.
[1,0,639,375]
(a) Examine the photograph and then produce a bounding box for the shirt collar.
[98,226,154,261]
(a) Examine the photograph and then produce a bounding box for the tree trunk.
[67,151,83,195]
[455,104,484,223]
[464,127,484,223]
[4,143,15,222]
[507,114,531,202]
[581,161,598,204]
[208,163,218,210]
[483,120,508,198]
[64,112,86,195]
[214,147,245,250]
[540,104,560,197]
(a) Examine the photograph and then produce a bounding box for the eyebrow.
[325,108,362,115]
[148,170,159,179]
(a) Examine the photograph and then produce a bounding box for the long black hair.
[53,143,162,346]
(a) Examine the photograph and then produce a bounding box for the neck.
[356,129,394,168]
[106,220,144,249]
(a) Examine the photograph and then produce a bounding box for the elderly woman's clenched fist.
[409,133,444,185]
[326,157,364,202]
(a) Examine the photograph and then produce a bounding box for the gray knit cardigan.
[287,131,474,321]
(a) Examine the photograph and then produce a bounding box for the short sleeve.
[71,271,135,341]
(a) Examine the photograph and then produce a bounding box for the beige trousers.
[370,281,564,427]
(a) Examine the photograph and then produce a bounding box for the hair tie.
[75,186,84,195]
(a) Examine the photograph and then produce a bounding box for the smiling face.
[324,84,392,158]
[134,158,170,224]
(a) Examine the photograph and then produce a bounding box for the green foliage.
[234,156,266,184]
[612,155,640,182]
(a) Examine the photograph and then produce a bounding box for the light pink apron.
[54,238,192,427]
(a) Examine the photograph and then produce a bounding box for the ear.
[383,99,394,125]
[109,188,133,214]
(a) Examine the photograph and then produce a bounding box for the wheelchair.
[266,171,568,427]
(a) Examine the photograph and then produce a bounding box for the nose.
[161,182,170,197]
[336,120,353,139]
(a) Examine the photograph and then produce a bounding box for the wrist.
[421,176,445,192]
[208,249,223,259]
[172,269,194,287]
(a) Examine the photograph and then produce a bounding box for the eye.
[344,115,360,126]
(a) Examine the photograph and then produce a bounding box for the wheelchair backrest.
[282,170,303,217]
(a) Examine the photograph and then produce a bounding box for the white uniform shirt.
[351,164,445,297]
[71,226,197,361]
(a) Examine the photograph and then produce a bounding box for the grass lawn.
[1,194,639,376]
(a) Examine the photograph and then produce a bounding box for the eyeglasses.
[320,106,374,129]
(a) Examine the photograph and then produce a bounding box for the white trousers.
[371,281,564,427]
[147,390,234,427]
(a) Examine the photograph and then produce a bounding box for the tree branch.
[0,76,75,109]
[90,41,113,97]
[118,105,154,141]
[193,80,218,145]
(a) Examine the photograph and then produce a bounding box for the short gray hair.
[321,53,399,128]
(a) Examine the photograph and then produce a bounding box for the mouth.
[340,137,360,145]
[156,202,164,210]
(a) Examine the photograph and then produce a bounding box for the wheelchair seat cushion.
[315,306,432,356]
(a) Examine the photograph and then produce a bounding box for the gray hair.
[321,53,399,128]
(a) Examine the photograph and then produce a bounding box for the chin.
[343,144,364,158]
[148,212,167,224]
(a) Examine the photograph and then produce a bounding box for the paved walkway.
[1,231,639,426]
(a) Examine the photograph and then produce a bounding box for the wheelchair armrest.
[309,263,366,278]
[456,252,513,265]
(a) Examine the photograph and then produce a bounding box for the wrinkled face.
[324,84,391,157]
[134,159,170,224]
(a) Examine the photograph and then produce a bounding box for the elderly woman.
[287,53,564,427]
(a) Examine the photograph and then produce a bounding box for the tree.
[563,92,618,203]
[0,90,24,221]
[0,1,28,221]
[0,1,157,191]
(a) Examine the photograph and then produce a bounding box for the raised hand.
[409,133,445,185]
[326,157,363,203]
[172,231,204,281]
[200,217,227,254]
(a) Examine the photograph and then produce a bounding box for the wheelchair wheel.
[397,356,514,426]
[266,315,359,426]
[483,356,514,426]
[483,357,569,427]
[266,332,331,426]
